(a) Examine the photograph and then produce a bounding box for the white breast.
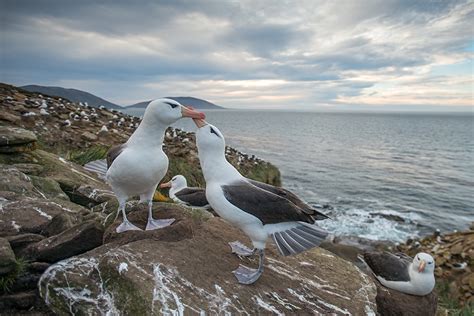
[107,147,168,196]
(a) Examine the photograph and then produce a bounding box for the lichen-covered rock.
[0,149,110,198]
[0,237,16,276]
[39,215,377,315]
[42,212,81,237]
[29,175,70,201]
[0,198,85,237]
[26,220,104,263]
[0,165,40,199]
[10,163,44,175]
[67,185,115,208]
[6,233,45,256]
[0,126,37,153]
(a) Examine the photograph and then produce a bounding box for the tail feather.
[272,232,292,256]
[272,224,328,256]
[83,159,108,180]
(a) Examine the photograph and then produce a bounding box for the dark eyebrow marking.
[210,127,220,137]
[164,101,178,108]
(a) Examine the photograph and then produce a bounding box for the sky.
[1,0,473,110]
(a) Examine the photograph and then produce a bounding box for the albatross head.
[193,119,226,155]
[144,98,205,125]
[159,175,187,190]
[413,252,435,273]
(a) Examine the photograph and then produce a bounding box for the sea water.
[123,108,474,242]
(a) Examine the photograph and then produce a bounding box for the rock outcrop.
[373,281,438,316]
[39,212,377,315]
[0,84,285,314]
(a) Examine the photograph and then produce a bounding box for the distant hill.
[128,97,223,109]
[20,85,123,109]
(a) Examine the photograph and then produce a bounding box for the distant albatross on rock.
[361,251,435,296]
[193,118,329,284]
[84,99,205,233]
[159,175,210,209]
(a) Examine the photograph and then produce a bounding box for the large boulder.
[0,126,37,153]
[0,149,110,200]
[0,198,85,237]
[0,165,41,199]
[374,281,438,316]
[39,214,377,315]
[6,233,45,256]
[29,175,70,201]
[26,220,104,263]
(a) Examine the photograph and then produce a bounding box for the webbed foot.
[145,218,175,231]
[233,264,263,285]
[116,220,142,233]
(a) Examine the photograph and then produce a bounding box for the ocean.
[123,108,474,242]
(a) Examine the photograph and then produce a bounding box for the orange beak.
[159,181,172,189]
[181,106,205,119]
[193,118,208,128]
[418,260,426,273]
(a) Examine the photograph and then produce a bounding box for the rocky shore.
[396,225,473,314]
[0,83,466,315]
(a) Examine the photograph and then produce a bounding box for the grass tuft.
[67,145,109,165]
[0,257,28,293]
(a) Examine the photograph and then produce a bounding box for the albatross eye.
[164,101,178,109]
[210,127,219,137]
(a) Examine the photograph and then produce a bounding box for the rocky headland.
[0,82,467,315]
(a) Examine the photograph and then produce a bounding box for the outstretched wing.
[363,252,411,282]
[222,180,314,225]
[247,179,329,220]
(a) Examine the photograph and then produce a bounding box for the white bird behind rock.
[84,99,205,233]
[361,251,435,296]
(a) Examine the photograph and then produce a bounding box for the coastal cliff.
[0,84,376,315]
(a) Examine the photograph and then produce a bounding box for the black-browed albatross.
[193,118,329,284]
[85,99,205,233]
[159,175,210,209]
[361,251,435,296]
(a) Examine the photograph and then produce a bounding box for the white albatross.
[84,99,205,233]
[192,118,329,284]
[361,251,435,296]
[159,175,210,209]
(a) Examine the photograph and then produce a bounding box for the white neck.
[199,149,242,184]
[127,120,167,148]
[170,182,187,197]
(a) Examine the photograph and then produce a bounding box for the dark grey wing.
[222,180,314,225]
[175,188,208,207]
[106,144,126,169]
[247,179,329,220]
[363,252,411,282]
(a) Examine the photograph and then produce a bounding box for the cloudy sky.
[1,0,473,110]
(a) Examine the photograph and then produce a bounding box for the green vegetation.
[0,257,27,293]
[436,281,473,316]
[67,145,109,165]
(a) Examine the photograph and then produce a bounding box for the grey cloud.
[0,0,472,109]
